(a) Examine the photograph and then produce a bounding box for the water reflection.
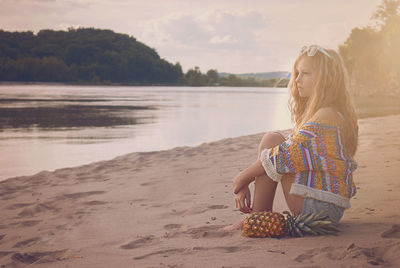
[0,84,292,180]
[0,105,156,129]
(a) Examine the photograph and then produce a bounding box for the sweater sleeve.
[259,124,320,182]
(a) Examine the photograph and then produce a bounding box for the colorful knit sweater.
[260,118,358,209]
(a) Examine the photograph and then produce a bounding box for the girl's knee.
[260,132,285,148]
[258,132,286,158]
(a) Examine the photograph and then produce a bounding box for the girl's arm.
[233,159,265,194]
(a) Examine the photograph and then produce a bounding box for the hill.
[0,28,183,84]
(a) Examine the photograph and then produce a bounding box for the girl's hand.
[233,160,265,194]
[233,173,253,194]
[235,186,252,213]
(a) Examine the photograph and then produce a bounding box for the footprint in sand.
[365,208,376,214]
[13,237,41,248]
[166,204,229,217]
[208,205,229,210]
[381,224,400,238]
[83,200,108,206]
[151,203,170,208]
[294,243,394,266]
[120,235,159,250]
[11,249,69,264]
[134,248,187,260]
[17,203,60,218]
[168,207,206,216]
[183,225,234,239]
[10,220,42,227]
[6,203,35,210]
[163,224,183,230]
[161,224,234,239]
[140,181,159,186]
[55,224,69,231]
[183,192,197,196]
[0,251,13,259]
[192,246,249,253]
[162,224,183,238]
[133,245,250,260]
[129,198,148,206]
[63,191,106,199]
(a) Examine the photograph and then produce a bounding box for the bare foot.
[219,220,243,232]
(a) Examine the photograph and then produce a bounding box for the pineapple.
[242,210,339,238]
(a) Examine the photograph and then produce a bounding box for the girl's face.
[295,56,316,98]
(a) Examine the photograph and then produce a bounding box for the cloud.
[0,0,383,73]
[209,34,235,45]
[139,9,268,52]
[0,0,91,21]
[133,9,278,72]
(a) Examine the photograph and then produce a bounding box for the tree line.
[0,28,183,84]
[0,27,287,87]
[182,66,288,87]
[339,0,400,96]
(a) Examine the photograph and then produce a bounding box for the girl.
[224,44,358,231]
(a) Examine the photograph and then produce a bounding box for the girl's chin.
[298,93,308,98]
[298,91,310,98]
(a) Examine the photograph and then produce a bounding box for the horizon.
[0,0,382,74]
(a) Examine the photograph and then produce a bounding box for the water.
[0,84,292,180]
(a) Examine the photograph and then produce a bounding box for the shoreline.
[1,108,400,183]
[1,110,400,182]
[0,81,288,88]
[0,113,400,267]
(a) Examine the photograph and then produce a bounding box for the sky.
[0,0,383,74]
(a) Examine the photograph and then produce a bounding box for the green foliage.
[206,69,218,85]
[339,0,400,95]
[181,66,288,87]
[184,66,207,86]
[0,27,183,84]
[217,74,288,87]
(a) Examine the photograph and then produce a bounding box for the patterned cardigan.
[260,118,358,209]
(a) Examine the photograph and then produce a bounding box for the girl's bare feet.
[220,220,244,232]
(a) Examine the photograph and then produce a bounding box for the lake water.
[0,84,292,181]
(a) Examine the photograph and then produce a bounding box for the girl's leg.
[256,132,304,215]
[221,132,286,231]
[251,174,277,212]
[251,132,286,212]
[281,174,304,215]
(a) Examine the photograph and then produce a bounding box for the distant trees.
[339,0,400,95]
[0,28,183,84]
[217,75,288,87]
[181,66,288,87]
[183,66,208,86]
[206,69,218,85]
[0,27,288,87]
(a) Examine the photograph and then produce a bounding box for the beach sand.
[1,114,400,267]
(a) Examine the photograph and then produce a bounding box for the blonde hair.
[287,47,359,157]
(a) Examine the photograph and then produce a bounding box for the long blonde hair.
[287,47,359,157]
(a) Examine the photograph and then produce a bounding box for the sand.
[1,114,400,267]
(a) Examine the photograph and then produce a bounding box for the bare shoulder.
[312,107,340,122]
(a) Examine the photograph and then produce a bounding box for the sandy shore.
[1,114,400,267]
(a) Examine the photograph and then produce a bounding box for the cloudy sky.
[0,0,382,74]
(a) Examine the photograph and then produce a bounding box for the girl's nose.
[295,73,301,82]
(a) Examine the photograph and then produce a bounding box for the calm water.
[0,84,292,180]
